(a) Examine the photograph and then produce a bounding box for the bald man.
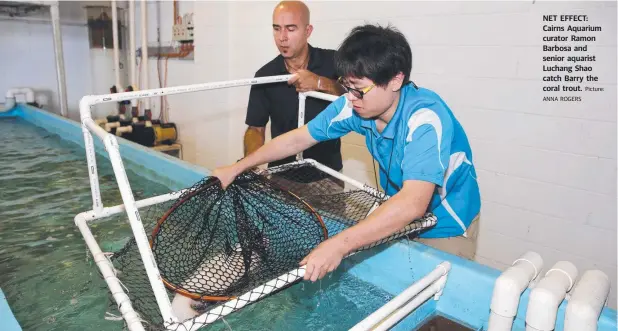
[244,0,345,172]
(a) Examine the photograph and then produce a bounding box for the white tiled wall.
[142,1,617,307]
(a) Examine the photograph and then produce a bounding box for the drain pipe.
[50,1,68,117]
[564,270,610,331]
[3,88,35,111]
[487,251,543,331]
[140,0,151,120]
[128,0,138,117]
[111,0,122,92]
[525,261,578,331]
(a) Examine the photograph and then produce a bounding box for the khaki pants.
[416,216,480,260]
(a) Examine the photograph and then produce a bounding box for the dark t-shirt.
[245,44,343,171]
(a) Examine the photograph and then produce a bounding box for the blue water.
[0,117,394,331]
[203,260,394,331]
[0,117,172,331]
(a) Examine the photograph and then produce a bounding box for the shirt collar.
[275,44,322,74]
[360,85,410,139]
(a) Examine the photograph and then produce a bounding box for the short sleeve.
[307,96,356,142]
[245,73,270,127]
[401,107,453,187]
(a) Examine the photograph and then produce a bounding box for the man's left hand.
[299,236,348,282]
[288,69,320,93]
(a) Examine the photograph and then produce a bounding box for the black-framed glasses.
[337,77,376,99]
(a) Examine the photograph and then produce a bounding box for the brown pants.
[415,216,480,260]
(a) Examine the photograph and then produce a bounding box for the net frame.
[103,159,436,331]
[73,76,437,331]
[148,173,329,302]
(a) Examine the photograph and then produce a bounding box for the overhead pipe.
[525,261,578,331]
[564,270,611,331]
[488,251,544,331]
[140,0,151,120]
[49,1,68,117]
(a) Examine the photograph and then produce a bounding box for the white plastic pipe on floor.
[488,251,544,331]
[564,270,610,331]
[349,262,451,331]
[3,88,35,111]
[525,261,578,331]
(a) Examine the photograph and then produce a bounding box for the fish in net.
[104,162,437,330]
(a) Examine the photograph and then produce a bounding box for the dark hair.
[335,24,412,87]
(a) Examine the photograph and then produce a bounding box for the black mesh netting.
[104,162,437,330]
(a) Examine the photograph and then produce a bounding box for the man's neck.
[376,91,401,131]
[284,44,310,72]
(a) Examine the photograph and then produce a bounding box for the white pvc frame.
[295,90,338,160]
[77,75,294,330]
[74,75,437,331]
[350,262,451,331]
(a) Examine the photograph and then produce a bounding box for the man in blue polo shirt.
[213,24,481,282]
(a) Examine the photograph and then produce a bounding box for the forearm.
[243,126,265,157]
[318,76,345,96]
[235,126,317,174]
[335,182,434,255]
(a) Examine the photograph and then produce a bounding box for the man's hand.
[288,69,320,93]
[244,126,265,157]
[299,236,349,282]
[211,164,240,190]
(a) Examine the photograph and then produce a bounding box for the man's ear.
[306,24,314,38]
[390,72,405,92]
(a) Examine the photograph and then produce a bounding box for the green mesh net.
[104,161,437,330]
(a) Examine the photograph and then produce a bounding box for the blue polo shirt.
[306,84,481,238]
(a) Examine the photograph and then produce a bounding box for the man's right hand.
[212,164,241,190]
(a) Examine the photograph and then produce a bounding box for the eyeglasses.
[337,77,376,99]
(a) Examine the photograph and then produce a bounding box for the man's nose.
[345,91,358,102]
